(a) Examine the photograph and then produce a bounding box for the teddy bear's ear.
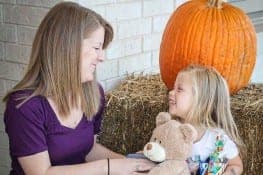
[179,124,197,143]
[156,112,171,126]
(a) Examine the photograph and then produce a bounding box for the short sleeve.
[93,84,105,134]
[4,95,48,157]
[221,134,239,159]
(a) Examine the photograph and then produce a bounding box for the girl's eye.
[93,47,100,50]
[177,87,183,92]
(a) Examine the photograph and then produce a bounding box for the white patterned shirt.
[191,128,239,161]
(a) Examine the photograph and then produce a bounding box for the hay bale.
[98,74,262,175]
[231,84,263,174]
[98,74,168,154]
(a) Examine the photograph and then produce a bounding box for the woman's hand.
[110,158,156,175]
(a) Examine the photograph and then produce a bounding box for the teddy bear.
[143,112,197,175]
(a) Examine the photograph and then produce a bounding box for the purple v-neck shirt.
[4,87,105,175]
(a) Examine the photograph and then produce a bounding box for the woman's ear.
[156,112,171,126]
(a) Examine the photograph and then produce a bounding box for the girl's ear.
[156,112,171,126]
[179,123,198,143]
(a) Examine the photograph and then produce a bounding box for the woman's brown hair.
[3,2,113,120]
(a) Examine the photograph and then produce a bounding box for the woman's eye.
[93,47,99,50]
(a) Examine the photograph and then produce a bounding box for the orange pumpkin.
[159,0,257,94]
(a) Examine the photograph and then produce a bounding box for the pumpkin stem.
[208,0,223,9]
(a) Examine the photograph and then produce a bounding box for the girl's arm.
[223,155,243,175]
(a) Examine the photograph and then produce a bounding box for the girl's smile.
[168,72,194,120]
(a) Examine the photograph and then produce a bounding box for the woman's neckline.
[44,96,84,130]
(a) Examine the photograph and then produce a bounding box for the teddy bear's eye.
[159,140,162,144]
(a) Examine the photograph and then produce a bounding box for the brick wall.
[0,0,262,174]
[0,0,61,173]
[82,0,179,90]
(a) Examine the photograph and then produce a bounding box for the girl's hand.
[110,158,156,175]
[223,168,237,175]
[222,155,243,175]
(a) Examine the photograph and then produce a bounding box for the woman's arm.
[85,143,124,161]
[18,151,107,175]
[223,155,243,175]
[18,150,155,175]
[85,136,124,162]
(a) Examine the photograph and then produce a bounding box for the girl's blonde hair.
[181,65,245,158]
[3,2,113,120]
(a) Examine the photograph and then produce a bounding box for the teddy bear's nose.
[146,143,152,150]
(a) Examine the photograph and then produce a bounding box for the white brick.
[0,0,15,4]
[153,15,170,33]
[17,26,37,45]
[105,76,124,91]
[108,22,117,40]
[251,32,263,83]
[143,33,162,51]
[78,0,116,6]
[0,97,4,116]
[0,149,11,167]
[107,38,141,59]
[142,66,159,75]
[0,24,17,42]
[117,0,137,2]
[0,132,9,149]
[5,44,31,64]
[16,0,61,7]
[96,59,118,81]
[0,42,4,60]
[143,0,173,17]
[257,32,263,55]
[118,18,152,39]
[0,115,5,132]
[4,5,49,27]
[0,61,27,81]
[119,53,152,76]
[0,4,3,22]
[152,50,159,66]
[0,166,10,175]
[90,6,106,18]
[0,80,17,99]
[175,0,187,8]
[106,2,141,21]
[251,53,263,83]
[0,80,5,97]
[4,80,17,93]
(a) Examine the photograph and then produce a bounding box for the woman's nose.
[97,50,105,62]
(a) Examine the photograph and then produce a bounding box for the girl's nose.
[169,89,175,97]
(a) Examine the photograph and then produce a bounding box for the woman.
[3,2,154,175]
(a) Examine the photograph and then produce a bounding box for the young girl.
[168,65,244,175]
